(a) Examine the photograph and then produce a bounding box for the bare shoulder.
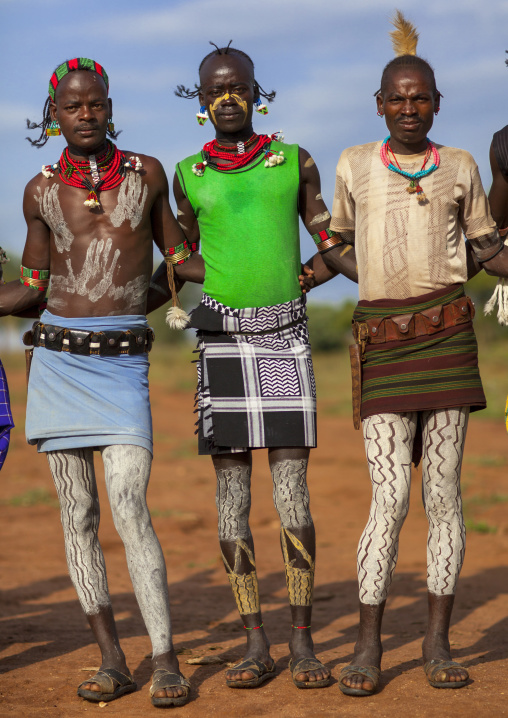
[120,151,168,192]
[23,172,55,214]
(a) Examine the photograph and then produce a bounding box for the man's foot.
[339,601,384,695]
[151,649,190,703]
[77,667,137,703]
[289,626,330,688]
[150,669,191,706]
[225,625,274,687]
[423,593,468,688]
[423,659,469,688]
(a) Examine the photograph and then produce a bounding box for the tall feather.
[390,10,419,57]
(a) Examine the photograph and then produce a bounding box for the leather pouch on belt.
[128,330,148,354]
[102,330,125,356]
[418,305,444,334]
[450,297,473,324]
[387,313,414,341]
[43,325,65,351]
[66,330,92,355]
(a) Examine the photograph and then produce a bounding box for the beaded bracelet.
[311,228,345,252]
[20,265,50,292]
[164,241,191,266]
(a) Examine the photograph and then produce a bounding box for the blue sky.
[1,0,508,302]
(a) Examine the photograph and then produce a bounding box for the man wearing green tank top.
[166,43,356,690]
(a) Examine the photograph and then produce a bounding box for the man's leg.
[100,444,187,702]
[213,450,274,686]
[421,407,469,686]
[269,447,330,687]
[47,449,131,690]
[341,412,417,693]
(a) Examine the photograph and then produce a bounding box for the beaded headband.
[48,58,109,101]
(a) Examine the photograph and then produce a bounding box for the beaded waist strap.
[23,322,154,356]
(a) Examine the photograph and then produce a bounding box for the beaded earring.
[196,106,209,125]
[377,111,383,117]
[46,120,61,137]
[254,98,268,115]
[434,108,440,115]
[108,118,115,133]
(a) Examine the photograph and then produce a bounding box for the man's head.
[375,12,441,153]
[26,57,119,149]
[376,63,440,153]
[198,51,257,135]
[175,42,275,136]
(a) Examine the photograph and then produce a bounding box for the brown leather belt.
[352,295,475,348]
[348,295,475,431]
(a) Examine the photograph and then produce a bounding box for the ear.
[108,98,113,118]
[253,81,260,103]
[198,90,205,107]
[434,91,441,114]
[49,101,57,122]
[376,93,384,116]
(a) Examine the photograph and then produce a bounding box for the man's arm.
[0,183,50,317]
[171,172,205,283]
[488,142,508,230]
[298,148,358,290]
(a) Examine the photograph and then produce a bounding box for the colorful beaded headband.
[48,58,109,101]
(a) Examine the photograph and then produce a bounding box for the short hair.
[26,59,120,149]
[376,54,438,97]
[175,41,276,104]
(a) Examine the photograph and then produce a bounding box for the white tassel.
[166,305,191,330]
[484,277,508,326]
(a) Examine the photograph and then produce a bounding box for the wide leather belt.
[352,295,475,347]
[23,322,154,356]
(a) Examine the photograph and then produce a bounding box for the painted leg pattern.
[358,412,417,604]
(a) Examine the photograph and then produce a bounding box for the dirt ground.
[0,356,507,718]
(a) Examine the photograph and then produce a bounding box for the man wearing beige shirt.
[308,14,508,698]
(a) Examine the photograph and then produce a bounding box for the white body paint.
[48,445,172,657]
[110,172,148,230]
[304,157,315,168]
[309,210,331,226]
[315,193,322,201]
[35,185,74,253]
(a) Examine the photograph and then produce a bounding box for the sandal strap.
[339,664,380,684]
[150,669,191,697]
[424,660,468,681]
[80,667,133,693]
[289,657,328,675]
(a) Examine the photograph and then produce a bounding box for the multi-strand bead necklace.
[192,131,285,176]
[42,140,143,208]
[380,136,440,203]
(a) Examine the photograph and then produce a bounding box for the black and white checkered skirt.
[191,294,317,455]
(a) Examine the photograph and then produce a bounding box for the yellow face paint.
[208,93,229,124]
[231,93,248,116]
[208,93,229,123]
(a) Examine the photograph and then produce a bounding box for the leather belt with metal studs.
[23,322,154,356]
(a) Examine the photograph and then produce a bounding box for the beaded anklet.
[292,625,311,629]
[244,623,264,630]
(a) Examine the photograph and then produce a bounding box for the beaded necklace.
[380,135,440,203]
[192,131,285,176]
[41,141,143,208]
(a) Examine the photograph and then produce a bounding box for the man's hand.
[299,264,316,294]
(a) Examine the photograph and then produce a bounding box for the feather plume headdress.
[390,10,419,57]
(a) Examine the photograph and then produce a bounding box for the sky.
[1,0,508,302]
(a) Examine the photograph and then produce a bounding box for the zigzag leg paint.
[214,456,260,615]
[101,445,172,658]
[421,408,469,596]
[47,448,110,614]
[358,412,417,604]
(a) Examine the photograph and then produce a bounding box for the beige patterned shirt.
[330,141,497,301]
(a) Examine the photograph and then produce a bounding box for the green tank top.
[176,141,302,308]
